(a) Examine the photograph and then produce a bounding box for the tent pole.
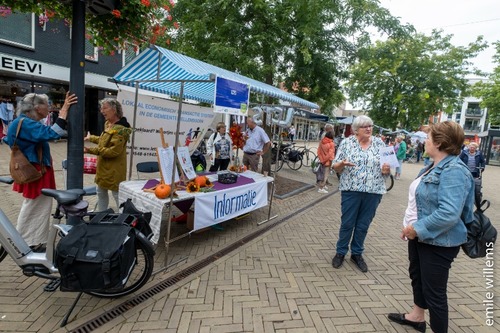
[164,82,186,268]
[127,82,140,180]
[258,110,280,226]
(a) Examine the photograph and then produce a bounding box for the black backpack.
[56,214,136,292]
[191,149,207,171]
[462,200,497,259]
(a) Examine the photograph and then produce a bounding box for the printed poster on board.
[157,146,180,185]
[177,146,197,180]
[214,77,250,116]
[118,89,215,167]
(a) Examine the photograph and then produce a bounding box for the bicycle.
[294,145,317,167]
[271,142,303,171]
[0,176,155,322]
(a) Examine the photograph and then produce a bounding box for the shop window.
[490,137,500,166]
[85,39,98,62]
[0,13,34,49]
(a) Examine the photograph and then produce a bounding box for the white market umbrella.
[411,131,427,139]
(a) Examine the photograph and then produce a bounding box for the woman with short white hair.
[331,115,391,272]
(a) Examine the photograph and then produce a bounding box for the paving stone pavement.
[0,141,499,333]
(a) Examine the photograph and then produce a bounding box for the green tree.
[171,0,411,116]
[471,42,500,125]
[346,31,488,130]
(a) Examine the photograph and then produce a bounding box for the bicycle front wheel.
[302,150,316,167]
[88,230,155,298]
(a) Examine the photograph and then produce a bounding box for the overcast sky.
[378,0,500,74]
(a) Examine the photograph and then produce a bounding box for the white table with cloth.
[118,171,273,244]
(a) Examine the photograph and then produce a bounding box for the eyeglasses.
[359,125,373,129]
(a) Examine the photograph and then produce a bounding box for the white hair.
[351,115,373,132]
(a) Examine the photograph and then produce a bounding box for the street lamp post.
[66,0,117,224]
[66,0,86,225]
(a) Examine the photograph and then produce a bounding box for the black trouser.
[210,158,230,171]
[408,239,460,333]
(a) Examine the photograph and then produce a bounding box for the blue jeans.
[396,159,403,174]
[336,191,382,255]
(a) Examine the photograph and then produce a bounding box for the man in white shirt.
[242,117,271,172]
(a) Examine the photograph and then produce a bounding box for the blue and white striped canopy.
[113,45,319,109]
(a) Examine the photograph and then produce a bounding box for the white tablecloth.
[119,171,273,244]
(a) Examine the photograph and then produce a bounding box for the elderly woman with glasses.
[5,92,77,252]
[84,98,131,211]
[331,115,391,273]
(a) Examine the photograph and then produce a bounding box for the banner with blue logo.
[193,180,268,231]
[214,76,250,116]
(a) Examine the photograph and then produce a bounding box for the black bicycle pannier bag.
[56,215,136,292]
[119,198,153,240]
[288,150,301,162]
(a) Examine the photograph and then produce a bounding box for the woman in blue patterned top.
[331,115,391,273]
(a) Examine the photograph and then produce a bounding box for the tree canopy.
[346,30,488,130]
[170,0,412,115]
[471,42,500,125]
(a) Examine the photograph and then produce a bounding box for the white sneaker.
[324,186,328,190]
[318,188,328,194]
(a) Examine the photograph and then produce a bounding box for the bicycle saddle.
[41,188,85,205]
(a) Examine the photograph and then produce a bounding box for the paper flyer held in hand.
[177,146,197,180]
[157,146,180,184]
[379,146,400,169]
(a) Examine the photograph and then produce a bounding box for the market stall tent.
[112,45,319,109]
[112,45,318,271]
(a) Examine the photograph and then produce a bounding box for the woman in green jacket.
[395,136,407,180]
[85,98,131,211]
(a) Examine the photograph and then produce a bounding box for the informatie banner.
[214,76,250,116]
[118,89,215,167]
[193,180,268,231]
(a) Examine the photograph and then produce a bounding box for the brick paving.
[0,140,499,332]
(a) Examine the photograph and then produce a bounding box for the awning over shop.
[294,108,329,122]
[112,45,319,109]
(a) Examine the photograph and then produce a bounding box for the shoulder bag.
[9,118,46,184]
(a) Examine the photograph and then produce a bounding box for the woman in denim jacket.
[5,92,77,251]
[388,121,474,333]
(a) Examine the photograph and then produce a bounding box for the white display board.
[177,146,197,180]
[157,146,180,184]
[118,89,215,166]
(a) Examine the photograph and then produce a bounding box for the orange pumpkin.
[239,165,247,172]
[194,175,210,188]
[154,183,171,199]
